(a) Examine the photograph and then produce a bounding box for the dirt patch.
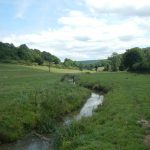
[137,119,150,128]
[144,135,150,148]
[137,119,150,147]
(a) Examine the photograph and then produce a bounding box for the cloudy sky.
[0,0,150,61]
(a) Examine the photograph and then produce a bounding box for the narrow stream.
[76,93,104,120]
[65,92,104,125]
[0,92,104,150]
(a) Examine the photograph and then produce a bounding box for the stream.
[64,92,104,125]
[0,92,104,150]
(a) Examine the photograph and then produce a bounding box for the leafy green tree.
[42,51,52,62]
[123,47,143,70]
[143,48,150,62]
[42,51,60,64]
[132,61,150,73]
[79,63,84,71]
[18,44,30,60]
[63,58,76,67]
[0,42,18,60]
[52,56,60,64]
[109,52,121,71]
[35,57,44,65]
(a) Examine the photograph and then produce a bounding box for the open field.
[0,64,90,142]
[58,72,150,150]
[25,65,96,73]
[0,64,150,150]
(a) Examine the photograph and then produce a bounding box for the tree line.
[0,42,60,65]
[0,41,149,73]
[75,47,150,73]
[105,47,150,73]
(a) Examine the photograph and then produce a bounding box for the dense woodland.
[0,41,150,73]
[0,42,60,65]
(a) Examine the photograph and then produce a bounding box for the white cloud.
[2,1,150,60]
[83,0,150,17]
[59,10,107,28]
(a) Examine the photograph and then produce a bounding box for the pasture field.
[25,65,95,73]
[0,63,150,150]
[58,72,150,150]
[0,64,90,142]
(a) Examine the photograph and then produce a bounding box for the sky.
[0,0,150,61]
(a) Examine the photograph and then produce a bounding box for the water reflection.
[0,134,53,150]
[65,92,104,125]
[76,93,104,120]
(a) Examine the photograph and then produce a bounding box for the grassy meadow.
[25,65,96,73]
[58,72,150,150]
[0,64,90,142]
[0,63,150,150]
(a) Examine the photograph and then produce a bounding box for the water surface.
[76,93,104,120]
[0,134,53,150]
[65,92,104,124]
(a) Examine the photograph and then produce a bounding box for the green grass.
[0,64,90,142]
[57,72,150,150]
[25,65,95,73]
[0,64,150,150]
